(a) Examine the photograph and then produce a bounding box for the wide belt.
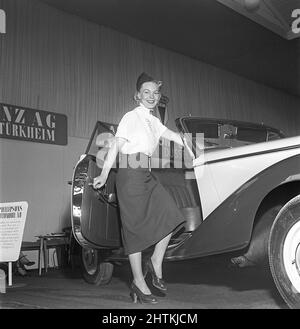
[120,152,152,171]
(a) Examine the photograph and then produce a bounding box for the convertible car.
[71,116,300,309]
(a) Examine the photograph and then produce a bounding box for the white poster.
[0,201,28,262]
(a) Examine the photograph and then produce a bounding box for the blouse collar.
[136,103,154,116]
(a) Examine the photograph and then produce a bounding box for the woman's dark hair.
[136,72,162,92]
[136,72,153,91]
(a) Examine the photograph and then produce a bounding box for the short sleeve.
[115,112,134,142]
[153,117,168,139]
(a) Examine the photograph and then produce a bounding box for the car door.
[71,121,122,249]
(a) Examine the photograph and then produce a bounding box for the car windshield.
[180,118,284,150]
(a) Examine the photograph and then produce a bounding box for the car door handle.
[88,183,117,207]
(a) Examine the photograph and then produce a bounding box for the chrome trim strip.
[202,144,300,166]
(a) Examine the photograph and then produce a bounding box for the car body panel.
[165,154,300,260]
[193,136,300,219]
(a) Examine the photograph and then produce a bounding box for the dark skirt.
[116,167,185,255]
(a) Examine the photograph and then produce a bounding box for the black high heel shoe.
[130,282,158,304]
[144,259,167,291]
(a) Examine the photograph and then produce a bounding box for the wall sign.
[0,201,28,262]
[0,103,68,145]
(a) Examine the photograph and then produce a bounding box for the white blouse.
[115,104,167,156]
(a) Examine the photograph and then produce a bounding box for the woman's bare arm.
[161,129,183,146]
[161,128,195,160]
[93,137,126,188]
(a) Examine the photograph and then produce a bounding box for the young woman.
[93,72,190,304]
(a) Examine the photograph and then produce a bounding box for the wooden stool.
[36,234,68,274]
[21,240,44,276]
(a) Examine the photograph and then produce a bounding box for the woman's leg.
[150,232,172,278]
[129,251,151,294]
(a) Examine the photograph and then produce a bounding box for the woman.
[93,72,191,304]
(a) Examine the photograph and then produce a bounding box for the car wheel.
[81,247,114,285]
[268,195,300,309]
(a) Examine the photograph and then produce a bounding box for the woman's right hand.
[93,173,107,189]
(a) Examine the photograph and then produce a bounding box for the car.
[70,116,300,309]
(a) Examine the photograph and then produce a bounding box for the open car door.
[71,121,122,250]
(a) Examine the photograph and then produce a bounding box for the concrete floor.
[0,255,287,309]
